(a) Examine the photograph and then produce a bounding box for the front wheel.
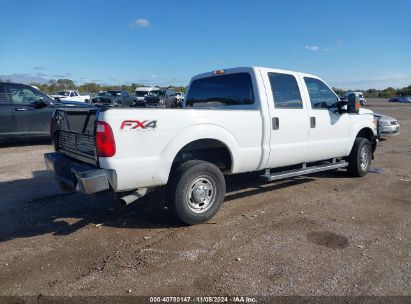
[347,137,372,177]
[168,160,226,225]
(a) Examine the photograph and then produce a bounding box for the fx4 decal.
[120,120,157,130]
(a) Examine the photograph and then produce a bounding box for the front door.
[6,83,55,135]
[263,71,310,168]
[300,76,350,162]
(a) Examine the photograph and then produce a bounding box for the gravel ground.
[0,99,409,297]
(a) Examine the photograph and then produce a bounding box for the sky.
[0,0,410,89]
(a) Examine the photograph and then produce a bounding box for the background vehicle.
[374,113,400,138]
[144,89,177,108]
[45,67,378,225]
[345,91,366,106]
[91,90,137,107]
[0,82,92,140]
[134,87,160,104]
[51,90,90,103]
[175,92,185,107]
[389,96,411,103]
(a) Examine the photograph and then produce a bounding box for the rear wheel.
[168,160,226,225]
[347,137,372,177]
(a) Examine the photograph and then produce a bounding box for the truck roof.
[190,66,319,81]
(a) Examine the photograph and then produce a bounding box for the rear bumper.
[44,152,110,194]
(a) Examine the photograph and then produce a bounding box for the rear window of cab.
[186,73,254,107]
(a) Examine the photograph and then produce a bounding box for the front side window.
[7,84,45,104]
[304,77,338,109]
[186,73,254,107]
[268,73,302,109]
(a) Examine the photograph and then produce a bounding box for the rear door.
[300,76,350,161]
[263,71,310,168]
[0,83,14,136]
[6,83,55,135]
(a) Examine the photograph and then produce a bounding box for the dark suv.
[91,90,138,107]
[144,89,177,108]
[0,82,91,141]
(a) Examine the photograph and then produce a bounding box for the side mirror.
[347,94,361,113]
[32,98,48,109]
[337,99,348,114]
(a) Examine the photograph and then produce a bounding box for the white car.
[51,90,90,103]
[374,113,400,138]
[134,87,160,104]
[45,67,378,225]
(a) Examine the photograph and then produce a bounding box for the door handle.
[272,117,279,130]
[310,117,316,128]
[15,108,27,111]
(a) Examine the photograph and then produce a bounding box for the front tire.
[168,160,226,225]
[347,137,372,177]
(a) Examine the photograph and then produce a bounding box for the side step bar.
[260,161,348,182]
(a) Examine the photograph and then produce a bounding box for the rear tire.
[347,137,372,177]
[168,160,226,225]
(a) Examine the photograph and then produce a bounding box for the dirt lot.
[0,99,409,297]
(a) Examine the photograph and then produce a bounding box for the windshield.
[57,91,70,96]
[135,91,149,97]
[97,91,122,97]
[148,90,165,97]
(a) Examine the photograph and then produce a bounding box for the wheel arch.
[159,124,239,183]
[355,127,377,152]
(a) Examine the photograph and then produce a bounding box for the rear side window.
[186,73,254,107]
[268,73,302,109]
[304,77,338,109]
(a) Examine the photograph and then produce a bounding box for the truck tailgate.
[51,108,98,165]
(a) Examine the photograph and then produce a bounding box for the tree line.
[3,78,186,95]
[1,77,410,98]
[332,85,411,98]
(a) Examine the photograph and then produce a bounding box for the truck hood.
[145,96,161,103]
[358,108,373,115]
[373,113,397,122]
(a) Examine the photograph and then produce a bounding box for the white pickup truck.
[44,67,378,225]
[51,90,91,103]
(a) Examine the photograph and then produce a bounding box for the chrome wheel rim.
[187,177,215,213]
[360,145,370,171]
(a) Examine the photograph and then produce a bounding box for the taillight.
[96,121,116,157]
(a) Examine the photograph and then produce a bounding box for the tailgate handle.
[310,117,316,128]
[272,117,279,130]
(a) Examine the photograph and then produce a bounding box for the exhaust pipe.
[118,188,152,205]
